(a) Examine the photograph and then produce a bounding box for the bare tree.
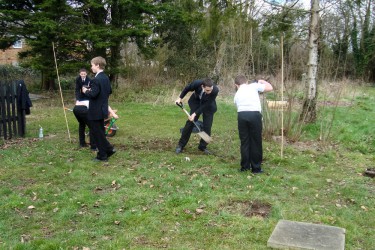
[300,0,320,123]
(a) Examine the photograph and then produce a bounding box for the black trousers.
[237,111,263,171]
[73,105,95,147]
[178,111,214,150]
[89,119,113,160]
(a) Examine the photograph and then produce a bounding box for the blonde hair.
[91,56,106,70]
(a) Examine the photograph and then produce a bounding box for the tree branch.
[263,0,310,13]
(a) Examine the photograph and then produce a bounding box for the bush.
[0,65,40,88]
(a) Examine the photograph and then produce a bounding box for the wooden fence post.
[0,80,26,140]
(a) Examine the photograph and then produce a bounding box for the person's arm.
[258,79,273,92]
[83,78,100,98]
[108,106,119,119]
[175,80,204,104]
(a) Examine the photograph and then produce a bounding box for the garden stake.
[53,42,72,143]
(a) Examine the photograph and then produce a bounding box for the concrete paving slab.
[267,219,345,250]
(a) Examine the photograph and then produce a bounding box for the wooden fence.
[0,80,27,140]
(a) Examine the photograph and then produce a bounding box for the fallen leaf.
[195,208,204,214]
[184,209,191,214]
[32,192,37,201]
[27,205,35,210]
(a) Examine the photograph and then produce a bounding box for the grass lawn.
[0,85,374,249]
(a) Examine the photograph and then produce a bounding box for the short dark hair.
[79,68,87,73]
[202,78,213,87]
[234,75,247,85]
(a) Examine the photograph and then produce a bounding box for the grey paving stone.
[267,219,346,250]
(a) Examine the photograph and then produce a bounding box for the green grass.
[0,86,374,249]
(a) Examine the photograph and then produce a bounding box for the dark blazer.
[16,80,33,115]
[84,72,112,120]
[75,75,91,101]
[179,79,219,115]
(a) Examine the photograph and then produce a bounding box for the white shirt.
[75,100,89,108]
[234,83,265,112]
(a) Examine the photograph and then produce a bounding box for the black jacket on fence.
[16,80,32,115]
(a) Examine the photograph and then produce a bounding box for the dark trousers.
[237,111,263,171]
[73,105,95,147]
[89,119,113,160]
[179,111,214,150]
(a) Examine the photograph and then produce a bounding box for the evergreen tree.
[0,0,161,89]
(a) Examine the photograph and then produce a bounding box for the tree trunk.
[41,71,56,90]
[300,0,319,123]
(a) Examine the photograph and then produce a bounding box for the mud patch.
[221,200,271,218]
[130,137,175,151]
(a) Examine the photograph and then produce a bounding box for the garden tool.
[176,102,212,143]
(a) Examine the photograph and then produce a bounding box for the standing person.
[72,99,94,148]
[75,68,91,101]
[73,68,93,148]
[175,78,219,154]
[82,56,116,161]
[234,75,273,173]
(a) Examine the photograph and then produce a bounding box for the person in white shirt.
[234,75,273,173]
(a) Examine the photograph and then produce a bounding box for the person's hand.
[112,113,119,119]
[175,98,182,105]
[82,86,88,93]
[188,113,196,122]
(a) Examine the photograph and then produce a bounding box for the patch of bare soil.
[278,139,339,153]
[290,140,321,152]
[130,137,175,151]
[221,200,271,218]
[0,137,57,150]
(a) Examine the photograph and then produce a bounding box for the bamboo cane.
[52,42,72,143]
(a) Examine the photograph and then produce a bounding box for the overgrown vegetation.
[1,1,375,90]
[0,83,373,249]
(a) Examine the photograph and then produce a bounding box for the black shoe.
[80,143,88,148]
[199,148,211,155]
[240,167,250,172]
[107,149,116,158]
[91,147,98,152]
[93,157,108,162]
[175,146,183,154]
[252,169,264,174]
